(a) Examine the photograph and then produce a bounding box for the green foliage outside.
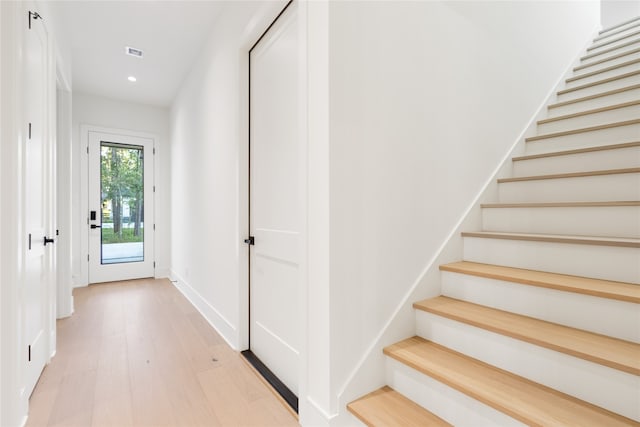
[101,144,144,243]
[101,227,144,244]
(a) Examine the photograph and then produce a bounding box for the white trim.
[170,269,238,350]
[79,124,158,286]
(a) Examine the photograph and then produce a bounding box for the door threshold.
[241,350,298,415]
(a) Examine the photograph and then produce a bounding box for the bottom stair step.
[384,337,639,426]
[347,386,452,427]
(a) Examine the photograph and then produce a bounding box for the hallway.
[25,279,298,427]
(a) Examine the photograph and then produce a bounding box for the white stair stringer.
[497,170,640,203]
[536,102,640,134]
[547,85,640,117]
[512,143,640,176]
[440,271,640,343]
[413,310,640,421]
[462,234,640,283]
[523,121,640,154]
[385,358,524,427]
[481,203,640,238]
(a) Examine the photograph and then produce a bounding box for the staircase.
[348,17,640,427]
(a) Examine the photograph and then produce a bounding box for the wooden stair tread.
[575,47,640,72]
[588,29,640,52]
[347,386,452,427]
[461,231,640,248]
[497,167,640,183]
[439,261,640,303]
[557,70,640,96]
[582,39,640,61]
[525,119,640,142]
[513,141,640,162]
[548,84,640,109]
[412,297,640,375]
[384,337,639,426]
[567,58,640,83]
[599,17,640,36]
[538,100,640,124]
[481,201,640,208]
[595,21,640,42]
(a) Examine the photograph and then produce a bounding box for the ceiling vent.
[125,46,143,58]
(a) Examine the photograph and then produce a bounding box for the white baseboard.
[169,269,238,350]
[300,396,336,427]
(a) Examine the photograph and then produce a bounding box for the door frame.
[55,63,73,318]
[79,125,157,286]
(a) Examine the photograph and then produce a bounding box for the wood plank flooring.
[26,278,299,427]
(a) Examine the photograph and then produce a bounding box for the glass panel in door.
[100,142,144,264]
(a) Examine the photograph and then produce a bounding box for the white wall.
[71,93,171,285]
[601,0,640,28]
[325,0,600,422]
[169,1,286,349]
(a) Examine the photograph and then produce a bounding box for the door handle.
[44,237,54,246]
[244,236,255,245]
[90,224,102,229]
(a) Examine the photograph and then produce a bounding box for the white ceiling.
[49,1,229,107]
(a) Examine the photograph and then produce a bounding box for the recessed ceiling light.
[128,76,137,82]
[126,46,143,58]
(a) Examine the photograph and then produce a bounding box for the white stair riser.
[595,24,640,45]
[415,311,640,421]
[587,34,640,57]
[513,145,640,176]
[463,236,640,283]
[568,62,640,90]
[386,358,524,427]
[574,50,640,78]
[498,173,640,203]
[556,74,640,103]
[581,40,640,64]
[537,104,640,134]
[524,123,640,154]
[441,271,640,342]
[482,205,640,238]
[547,87,640,117]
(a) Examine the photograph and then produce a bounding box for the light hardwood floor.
[26,278,300,427]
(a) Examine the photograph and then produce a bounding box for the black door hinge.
[244,236,255,245]
[28,233,32,250]
[28,123,32,139]
[28,345,31,362]
[28,11,41,29]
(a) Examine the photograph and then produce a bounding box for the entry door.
[249,2,300,400]
[88,131,154,283]
[23,11,50,397]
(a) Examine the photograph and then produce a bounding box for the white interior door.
[88,131,154,283]
[249,2,300,401]
[23,10,49,397]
